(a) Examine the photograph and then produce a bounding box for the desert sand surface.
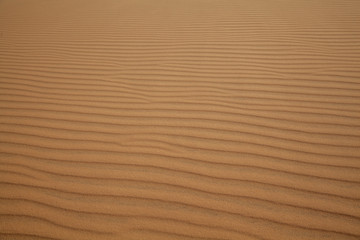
[1,0,360,239]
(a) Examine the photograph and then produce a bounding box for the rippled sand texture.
[1,0,360,239]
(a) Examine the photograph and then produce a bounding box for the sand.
[0,0,360,239]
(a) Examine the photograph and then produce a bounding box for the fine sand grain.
[1,0,360,239]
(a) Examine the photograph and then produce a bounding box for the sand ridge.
[0,0,360,239]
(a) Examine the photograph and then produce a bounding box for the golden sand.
[0,0,360,239]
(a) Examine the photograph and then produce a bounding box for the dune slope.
[0,0,360,239]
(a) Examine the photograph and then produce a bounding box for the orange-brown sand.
[1,0,360,239]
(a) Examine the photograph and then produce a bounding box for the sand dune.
[1,0,360,239]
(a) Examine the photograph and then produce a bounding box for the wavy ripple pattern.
[1,0,360,239]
